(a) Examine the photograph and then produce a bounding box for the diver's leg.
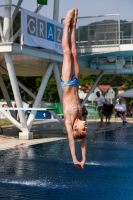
[61,9,75,82]
[123,112,127,121]
[119,113,124,121]
[106,116,107,123]
[70,9,79,80]
[106,116,110,123]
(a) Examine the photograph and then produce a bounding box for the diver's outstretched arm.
[65,120,82,168]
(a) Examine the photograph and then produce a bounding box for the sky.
[2,0,133,22]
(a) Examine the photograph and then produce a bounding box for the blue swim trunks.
[61,76,79,87]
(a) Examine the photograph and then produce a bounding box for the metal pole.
[88,25,91,46]
[0,21,5,42]
[0,72,16,119]
[27,62,54,130]
[53,62,63,102]
[131,22,133,44]
[0,110,22,130]
[81,71,104,106]
[18,81,64,123]
[4,53,28,131]
[53,0,60,21]
[3,0,28,132]
[12,0,23,23]
[3,0,11,42]
[118,14,120,46]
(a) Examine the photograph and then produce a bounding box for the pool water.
[0,127,133,200]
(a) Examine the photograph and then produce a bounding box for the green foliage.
[1,73,133,102]
[124,74,133,90]
[43,77,59,102]
[1,75,14,99]
[129,99,133,105]
[36,77,42,89]
[98,74,127,86]
[80,75,94,85]
[13,11,21,43]
[17,76,38,92]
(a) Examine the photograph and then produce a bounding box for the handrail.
[61,13,120,23]
[0,108,58,111]
[0,4,20,8]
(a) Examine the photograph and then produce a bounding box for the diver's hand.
[73,160,82,168]
[80,159,86,169]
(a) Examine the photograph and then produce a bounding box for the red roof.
[80,84,111,93]
[117,84,125,90]
[80,85,89,92]
[98,85,110,92]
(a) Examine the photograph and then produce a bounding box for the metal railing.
[0,5,133,49]
[77,23,133,47]
[62,14,133,47]
[0,4,21,43]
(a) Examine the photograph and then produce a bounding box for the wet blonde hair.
[73,129,86,140]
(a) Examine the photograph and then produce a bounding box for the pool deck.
[0,118,133,150]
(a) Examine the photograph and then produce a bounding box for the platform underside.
[0,43,133,76]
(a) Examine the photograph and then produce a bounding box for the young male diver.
[61,8,87,168]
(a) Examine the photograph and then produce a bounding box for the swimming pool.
[0,126,133,200]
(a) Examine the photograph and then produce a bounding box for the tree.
[124,74,133,90]
[98,74,127,86]
[13,12,21,43]
[1,75,14,99]
[43,77,59,102]
[80,75,94,85]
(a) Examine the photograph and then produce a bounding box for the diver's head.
[73,119,87,140]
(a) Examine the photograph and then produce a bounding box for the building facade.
[79,85,115,103]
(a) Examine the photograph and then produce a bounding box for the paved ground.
[0,118,132,151]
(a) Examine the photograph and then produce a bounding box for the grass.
[0,119,44,126]
[0,119,13,126]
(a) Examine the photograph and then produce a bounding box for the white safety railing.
[62,14,133,48]
[0,4,21,43]
[0,5,132,48]
[0,107,57,111]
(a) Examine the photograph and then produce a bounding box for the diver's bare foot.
[64,9,75,26]
[74,8,78,26]
[70,8,78,27]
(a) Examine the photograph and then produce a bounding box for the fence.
[86,104,99,118]
[62,14,133,47]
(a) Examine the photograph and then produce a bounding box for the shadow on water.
[0,127,133,199]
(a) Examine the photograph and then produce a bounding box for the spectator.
[128,103,133,117]
[96,91,105,123]
[25,103,32,119]
[80,99,88,121]
[102,100,114,124]
[114,98,128,125]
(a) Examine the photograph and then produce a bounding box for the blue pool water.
[1,127,133,200]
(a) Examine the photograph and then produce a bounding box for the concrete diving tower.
[0,1,133,139]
